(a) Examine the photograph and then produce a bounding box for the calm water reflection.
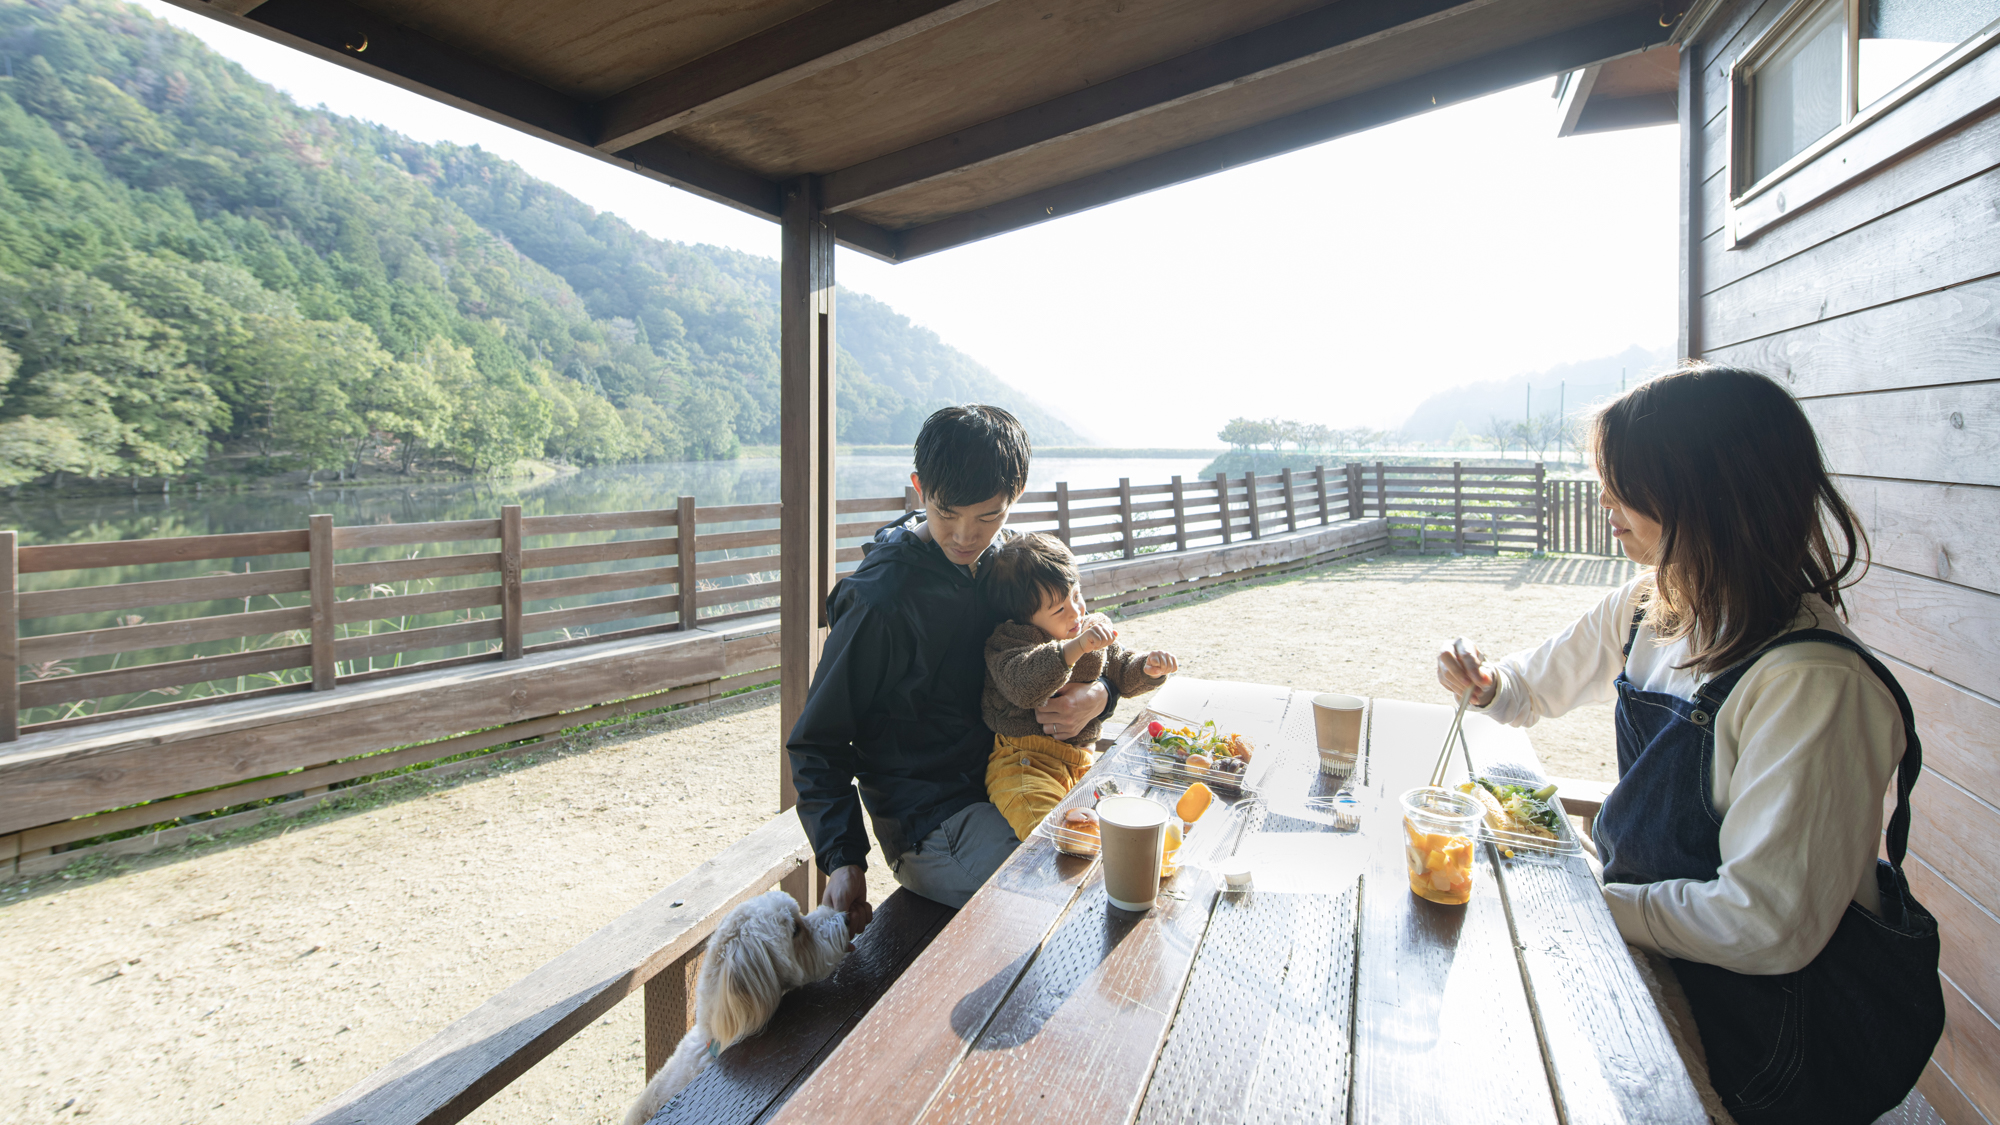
[2,455,1218,546]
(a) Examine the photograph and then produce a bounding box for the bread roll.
[1058,807,1101,857]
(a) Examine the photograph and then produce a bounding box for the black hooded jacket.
[786,514,1007,873]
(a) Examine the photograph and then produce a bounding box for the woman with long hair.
[1439,364,1943,1124]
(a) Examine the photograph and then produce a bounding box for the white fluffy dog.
[623,891,851,1125]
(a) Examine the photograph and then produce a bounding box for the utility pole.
[1558,381,1565,467]
[1621,367,1626,392]
[1524,384,1532,464]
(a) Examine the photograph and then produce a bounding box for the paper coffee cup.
[1313,693,1364,774]
[1098,794,1169,911]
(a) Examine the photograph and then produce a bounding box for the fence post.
[1216,473,1232,544]
[308,514,337,689]
[1535,462,1546,553]
[0,530,15,741]
[904,484,920,514]
[501,504,524,659]
[1453,462,1464,553]
[1316,464,1330,525]
[1346,463,1361,520]
[1245,472,1262,539]
[1281,468,1297,532]
[645,940,704,1079]
[1119,477,1135,559]
[1056,481,1071,546]
[1374,463,1386,521]
[1171,475,1187,551]
[678,495,699,630]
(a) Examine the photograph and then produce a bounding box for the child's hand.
[1074,613,1117,655]
[1143,650,1177,678]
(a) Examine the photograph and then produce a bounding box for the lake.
[2,455,1221,547]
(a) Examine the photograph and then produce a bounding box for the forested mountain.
[0,0,1079,488]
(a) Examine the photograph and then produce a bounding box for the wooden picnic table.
[765,678,1708,1125]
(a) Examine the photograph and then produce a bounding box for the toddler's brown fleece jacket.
[982,620,1166,748]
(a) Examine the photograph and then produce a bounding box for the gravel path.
[0,552,1638,1125]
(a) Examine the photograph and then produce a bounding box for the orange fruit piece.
[1176,781,1214,823]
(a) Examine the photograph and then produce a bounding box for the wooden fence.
[1543,478,1624,557]
[1,462,1634,744]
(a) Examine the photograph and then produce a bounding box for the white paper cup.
[1098,794,1170,911]
[1313,693,1364,774]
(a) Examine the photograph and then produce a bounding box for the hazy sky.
[139,1,1680,445]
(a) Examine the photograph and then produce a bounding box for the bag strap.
[1696,627,1924,868]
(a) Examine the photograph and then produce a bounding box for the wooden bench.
[1549,775,1614,831]
[292,808,951,1125]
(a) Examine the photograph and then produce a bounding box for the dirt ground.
[0,552,1638,1125]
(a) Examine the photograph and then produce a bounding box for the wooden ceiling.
[171,0,1675,261]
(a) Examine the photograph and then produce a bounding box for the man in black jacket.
[786,406,1113,925]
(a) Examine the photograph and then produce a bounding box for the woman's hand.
[1436,638,1498,707]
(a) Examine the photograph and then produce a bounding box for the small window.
[1860,0,2000,107]
[1734,0,2000,196]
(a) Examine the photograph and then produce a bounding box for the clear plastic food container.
[1402,786,1480,905]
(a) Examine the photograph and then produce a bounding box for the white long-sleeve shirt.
[1480,576,1904,974]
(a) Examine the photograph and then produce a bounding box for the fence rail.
[1,462,1627,743]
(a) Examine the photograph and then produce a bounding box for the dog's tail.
[623,1027,711,1125]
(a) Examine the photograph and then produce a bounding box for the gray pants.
[889,801,1019,909]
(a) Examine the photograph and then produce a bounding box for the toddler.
[980,533,1177,840]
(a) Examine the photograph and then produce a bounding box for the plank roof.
[169,0,1675,260]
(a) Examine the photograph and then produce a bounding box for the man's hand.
[1037,679,1109,740]
[824,865,872,943]
[1143,650,1177,678]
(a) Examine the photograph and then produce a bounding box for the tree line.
[1217,413,1585,461]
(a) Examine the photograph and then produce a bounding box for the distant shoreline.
[739,445,1229,460]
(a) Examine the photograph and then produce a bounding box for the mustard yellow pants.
[985,732,1095,841]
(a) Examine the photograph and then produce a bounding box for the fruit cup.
[1401,786,1481,906]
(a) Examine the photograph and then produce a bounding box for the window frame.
[1727,0,2000,214]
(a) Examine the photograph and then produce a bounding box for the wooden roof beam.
[822,0,1496,215]
[896,3,1670,260]
[165,0,904,257]
[185,0,779,220]
[592,0,1003,155]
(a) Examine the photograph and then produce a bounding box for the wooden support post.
[1534,462,1546,553]
[780,858,822,917]
[1374,462,1386,521]
[501,505,524,659]
[779,175,837,812]
[1216,473,1232,544]
[1453,462,1464,554]
[1346,463,1361,520]
[1055,481,1072,546]
[678,495,699,630]
[1171,476,1187,552]
[1119,477,1134,558]
[904,485,920,514]
[1316,464,1330,525]
[0,530,15,742]
[644,940,704,1078]
[308,514,336,689]
[1281,468,1297,532]
[1244,472,1262,539]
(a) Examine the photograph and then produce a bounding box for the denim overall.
[1594,620,1944,1125]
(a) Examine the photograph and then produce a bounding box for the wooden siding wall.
[1687,5,2000,1120]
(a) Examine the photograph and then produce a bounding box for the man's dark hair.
[912,405,1031,508]
[982,533,1078,626]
